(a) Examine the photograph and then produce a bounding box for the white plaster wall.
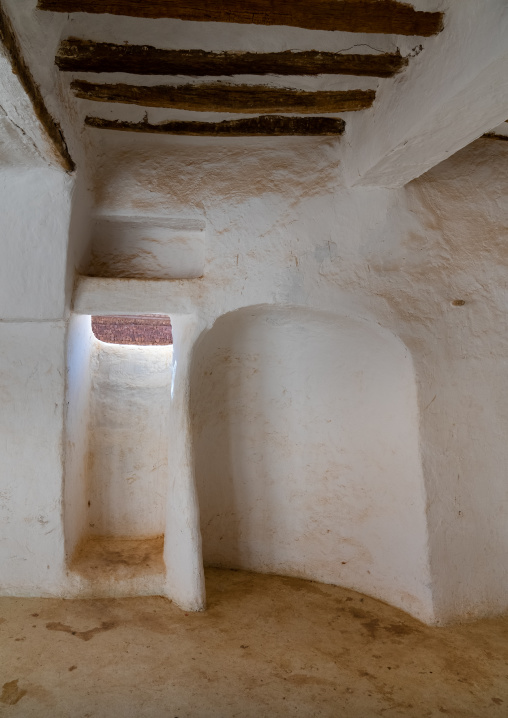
[64,314,94,558]
[418,354,508,624]
[401,142,508,623]
[86,133,437,620]
[0,1,95,312]
[0,321,67,595]
[0,115,46,168]
[90,216,206,279]
[318,139,508,623]
[10,0,508,624]
[65,170,94,306]
[191,305,433,620]
[0,143,93,595]
[0,167,73,321]
[1,64,507,622]
[343,0,508,187]
[0,5,68,172]
[82,131,508,623]
[87,341,172,537]
[163,314,206,610]
[0,139,81,595]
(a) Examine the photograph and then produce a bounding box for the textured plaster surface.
[345,0,508,186]
[0,168,73,321]
[73,134,508,623]
[192,306,433,621]
[2,0,508,626]
[0,322,67,596]
[163,314,207,611]
[64,315,94,561]
[87,341,172,537]
[90,216,206,279]
[0,13,62,170]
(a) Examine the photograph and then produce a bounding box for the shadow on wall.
[190,305,435,623]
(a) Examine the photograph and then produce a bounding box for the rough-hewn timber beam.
[38,0,443,37]
[85,115,346,136]
[0,2,74,170]
[57,39,407,78]
[72,81,375,113]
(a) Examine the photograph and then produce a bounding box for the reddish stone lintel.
[92,315,173,345]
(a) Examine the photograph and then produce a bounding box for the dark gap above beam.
[482,133,508,142]
[85,115,346,136]
[38,0,444,37]
[72,81,375,113]
[57,39,407,78]
[0,3,74,171]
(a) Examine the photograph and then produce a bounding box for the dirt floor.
[1,568,508,717]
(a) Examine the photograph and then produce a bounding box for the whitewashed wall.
[402,141,508,624]
[191,305,433,620]
[86,341,172,537]
[83,132,433,618]
[0,168,73,321]
[0,322,67,595]
[0,161,73,596]
[64,315,94,559]
[2,113,508,623]
[82,131,508,624]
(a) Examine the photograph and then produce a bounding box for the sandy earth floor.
[1,568,508,717]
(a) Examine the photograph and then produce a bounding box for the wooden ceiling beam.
[57,39,407,78]
[85,115,346,136]
[38,0,443,36]
[72,80,375,113]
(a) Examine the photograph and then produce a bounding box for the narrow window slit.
[91,314,173,345]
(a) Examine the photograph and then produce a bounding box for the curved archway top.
[196,303,415,362]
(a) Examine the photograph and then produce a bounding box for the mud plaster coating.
[2,0,508,627]
[80,132,508,624]
[86,341,172,537]
[191,306,432,621]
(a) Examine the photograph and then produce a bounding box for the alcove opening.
[65,314,173,592]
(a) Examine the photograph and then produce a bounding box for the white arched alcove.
[191,305,434,622]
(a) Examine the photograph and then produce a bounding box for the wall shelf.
[73,275,203,316]
[87,215,207,280]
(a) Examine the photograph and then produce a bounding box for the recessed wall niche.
[65,314,173,596]
[88,215,206,279]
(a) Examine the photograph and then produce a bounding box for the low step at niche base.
[68,536,166,598]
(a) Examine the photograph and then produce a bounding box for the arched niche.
[191,305,434,622]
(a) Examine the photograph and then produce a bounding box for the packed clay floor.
[1,568,508,717]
